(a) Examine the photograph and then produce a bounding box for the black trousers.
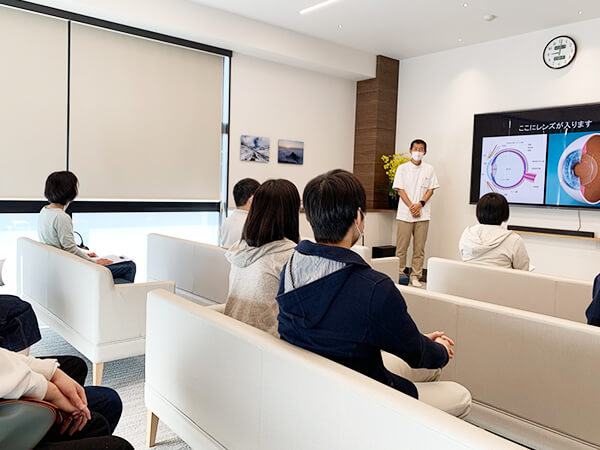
[34,356,133,450]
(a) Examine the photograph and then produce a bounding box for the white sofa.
[145,290,518,449]
[399,285,600,449]
[147,233,230,305]
[351,244,399,281]
[147,234,400,305]
[426,257,592,323]
[17,237,174,385]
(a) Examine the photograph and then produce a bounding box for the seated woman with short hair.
[38,171,136,284]
[224,179,300,337]
[459,192,531,270]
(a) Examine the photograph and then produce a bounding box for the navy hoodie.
[276,240,449,399]
[586,273,600,326]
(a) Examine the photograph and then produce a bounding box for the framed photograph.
[278,139,304,165]
[240,135,270,163]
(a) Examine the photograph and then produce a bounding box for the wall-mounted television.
[470,103,600,208]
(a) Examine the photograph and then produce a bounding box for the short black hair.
[410,139,427,151]
[44,171,79,205]
[476,193,510,225]
[303,169,367,244]
[242,179,300,247]
[233,178,260,207]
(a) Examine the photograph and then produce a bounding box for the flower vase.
[388,195,399,210]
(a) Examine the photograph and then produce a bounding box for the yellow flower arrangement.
[381,153,410,196]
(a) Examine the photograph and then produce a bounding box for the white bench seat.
[17,237,174,384]
[426,257,592,323]
[145,289,519,449]
[400,284,600,449]
[147,233,230,305]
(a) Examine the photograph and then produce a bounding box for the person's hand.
[51,369,89,414]
[87,252,98,258]
[59,409,90,436]
[96,258,113,266]
[409,203,422,217]
[435,335,455,359]
[425,331,445,341]
[44,381,80,414]
[44,382,90,435]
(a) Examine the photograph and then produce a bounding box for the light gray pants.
[382,351,472,419]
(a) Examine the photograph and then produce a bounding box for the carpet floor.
[30,325,190,450]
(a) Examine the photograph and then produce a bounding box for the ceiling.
[190,0,600,59]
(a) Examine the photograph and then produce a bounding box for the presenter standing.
[393,139,439,287]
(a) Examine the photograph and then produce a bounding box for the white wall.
[229,53,356,206]
[396,17,600,280]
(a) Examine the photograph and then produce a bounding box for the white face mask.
[411,151,425,162]
[353,208,365,246]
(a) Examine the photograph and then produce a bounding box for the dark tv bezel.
[469,102,600,210]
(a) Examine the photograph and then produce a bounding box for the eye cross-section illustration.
[487,148,537,189]
[558,133,600,204]
[480,134,547,204]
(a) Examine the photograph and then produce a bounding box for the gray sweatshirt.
[38,206,94,261]
[224,238,296,337]
[459,224,530,270]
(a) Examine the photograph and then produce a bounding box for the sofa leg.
[92,362,104,386]
[147,410,159,447]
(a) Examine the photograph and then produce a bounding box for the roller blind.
[69,23,224,201]
[0,6,67,199]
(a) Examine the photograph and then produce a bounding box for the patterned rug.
[30,325,190,450]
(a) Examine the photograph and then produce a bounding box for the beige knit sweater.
[224,238,296,337]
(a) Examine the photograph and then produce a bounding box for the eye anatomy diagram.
[558,133,600,204]
[480,135,547,204]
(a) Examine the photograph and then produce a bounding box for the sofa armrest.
[115,280,176,301]
[207,303,226,314]
[371,257,399,281]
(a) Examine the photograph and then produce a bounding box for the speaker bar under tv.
[470,103,600,209]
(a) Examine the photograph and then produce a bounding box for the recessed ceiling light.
[337,24,343,29]
[483,14,497,22]
[300,0,342,15]
[578,10,583,15]
[458,38,463,42]
[463,2,468,7]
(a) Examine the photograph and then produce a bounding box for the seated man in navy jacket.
[276,169,471,418]
[586,273,600,326]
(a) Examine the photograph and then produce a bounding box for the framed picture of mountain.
[278,139,304,165]
[240,135,270,163]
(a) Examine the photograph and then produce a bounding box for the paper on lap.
[93,254,133,264]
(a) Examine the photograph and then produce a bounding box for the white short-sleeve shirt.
[220,209,248,248]
[392,161,439,222]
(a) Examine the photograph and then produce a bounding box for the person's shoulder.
[354,265,397,289]
[506,230,523,242]
[397,162,411,172]
[422,162,436,172]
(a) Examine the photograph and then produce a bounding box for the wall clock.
[543,36,577,69]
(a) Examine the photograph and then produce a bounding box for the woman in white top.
[38,171,136,283]
[224,179,300,337]
[459,193,531,270]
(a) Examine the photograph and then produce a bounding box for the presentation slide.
[546,132,600,206]
[479,134,547,204]
[471,104,600,209]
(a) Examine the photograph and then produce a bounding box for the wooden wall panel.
[353,56,399,210]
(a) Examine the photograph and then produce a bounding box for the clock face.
[543,36,577,69]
